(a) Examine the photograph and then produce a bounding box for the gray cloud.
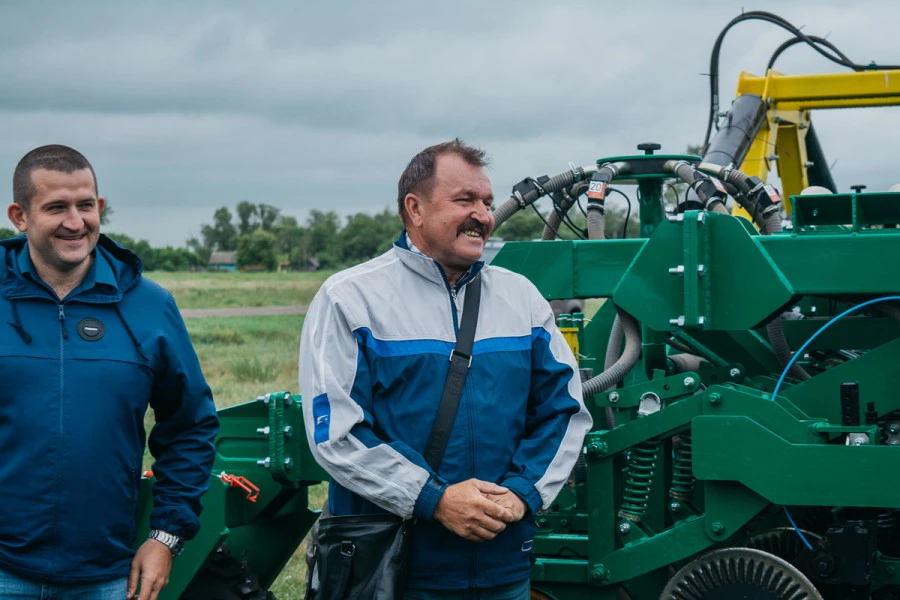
[1,0,899,246]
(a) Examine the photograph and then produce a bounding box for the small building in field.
[208,251,238,272]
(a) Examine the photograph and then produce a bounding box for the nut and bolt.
[283,393,293,406]
[729,367,741,378]
[890,423,900,434]
[284,426,294,438]
[618,522,631,535]
[257,394,270,404]
[683,376,696,388]
[670,501,681,513]
[608,392,619,404]
[711,522,726,535]
[284,458,294,470]
[257,457,271,469]
[590,565,610,583]
[256,426,270,437]
[708,393,721,405]
[587,441,609,457]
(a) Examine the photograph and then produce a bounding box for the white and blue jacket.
[299,234,592,590]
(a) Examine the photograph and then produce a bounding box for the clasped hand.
[433,479,527,542]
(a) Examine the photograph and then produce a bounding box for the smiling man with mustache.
[0,145,218,600]
[300,139,592,599]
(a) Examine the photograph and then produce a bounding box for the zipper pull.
[451,289,461,313]
[58,304,68,339]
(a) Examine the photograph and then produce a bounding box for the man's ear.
[404,193,426,228]
[7,202,27,233]
[97,196,106,215]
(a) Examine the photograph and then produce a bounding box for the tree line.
[0,200,639,272]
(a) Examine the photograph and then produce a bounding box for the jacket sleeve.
[147,293,219,540]
[500,287,593,515]
[299,284,445,520]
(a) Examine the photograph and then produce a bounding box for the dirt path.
[181,305,308,318]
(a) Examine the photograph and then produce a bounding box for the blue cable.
[771,295,900,552]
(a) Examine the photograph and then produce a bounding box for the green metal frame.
[493,154,900,598]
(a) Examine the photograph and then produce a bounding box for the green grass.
[145,270,334,309]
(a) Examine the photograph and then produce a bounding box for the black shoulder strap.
[422,274,482,471]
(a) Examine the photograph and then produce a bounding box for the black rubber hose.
[494,166,598,230]
[767,314,811,381]
[603,315,624,429]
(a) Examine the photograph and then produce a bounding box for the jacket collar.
[393,230,484,291]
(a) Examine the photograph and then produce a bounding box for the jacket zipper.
[53,302,66,572]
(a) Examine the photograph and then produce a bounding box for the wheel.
[660,547,822,600]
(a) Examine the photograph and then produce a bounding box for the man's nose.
[62,207,85,230]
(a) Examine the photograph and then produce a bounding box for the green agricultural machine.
[139,11,900,600]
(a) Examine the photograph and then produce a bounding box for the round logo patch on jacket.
[77,318,105,342]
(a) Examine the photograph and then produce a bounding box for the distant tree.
[337,209,402,265]
[257,203,280,232]
[237,229,278,271]
[186,236,211,264]
[495,210,545,241]
[236,201,258,236]
[0,227,19,240]
[305,210,341,268]
[274,216,305,262]
[199,207,238,252]
[100,201,113,226]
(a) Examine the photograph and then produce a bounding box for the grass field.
[146,270,335,309]
[144,271,331,597]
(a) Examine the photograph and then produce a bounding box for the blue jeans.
[0,567,127,599]
[403,579,530,600]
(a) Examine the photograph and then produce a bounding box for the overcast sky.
[2,1,899,246]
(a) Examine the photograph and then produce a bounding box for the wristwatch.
[148,529,184,557]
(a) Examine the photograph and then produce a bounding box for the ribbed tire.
[660,547,822,600]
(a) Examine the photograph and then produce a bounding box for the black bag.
[306,274,482,600]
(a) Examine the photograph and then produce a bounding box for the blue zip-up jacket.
[0,234,219,583]
[299,234,592,590]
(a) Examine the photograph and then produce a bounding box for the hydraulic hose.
[583,308,641,399]
[664,160,728,213]
[696,161,783,231]
[541,182,587,240]
[603,316,625,428]
[585,162,628,239]
[767,314,811,381]
[493,165,598,230]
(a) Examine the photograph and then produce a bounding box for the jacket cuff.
[150,507,199,540]
[413,475,448,520]
[501,476,543,515]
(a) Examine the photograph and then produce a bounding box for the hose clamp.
[512,190,527,209]
[568,161,581,182]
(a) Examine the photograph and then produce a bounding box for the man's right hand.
[433,479,515,542]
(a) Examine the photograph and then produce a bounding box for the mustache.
[457,219,489,237]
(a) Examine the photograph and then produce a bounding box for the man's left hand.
[127,539,174,600]
[491,491,527,522]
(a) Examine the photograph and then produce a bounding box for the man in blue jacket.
[299,139,592,598]
[1,145,219,600]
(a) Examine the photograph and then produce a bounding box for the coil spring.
[670,433,695,501]
[618,440,660,522]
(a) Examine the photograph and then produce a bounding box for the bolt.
[587,441,609,457]
[670,501,681,513]
[618,522,631,535]
[283,392,293,406]
[683,377,695,388]
[538,518,548,527]
[708,393,721,405]
[697,264,707,277]
[590,565,610,583]
[257,457,271,469]
[284,458,294,470]
[768,154,780,162]
[697,316,707,328]
[257,394,270,404]
[669,316,685,327]
[284,425,294,438]
[608,392,619,404]
[669,265,685,276]
[729,367,741,378]
[890,424,899,434]
[560,518,568,527]
[256,426,270,436]
[711,522,726,535]
[697,212,706,223]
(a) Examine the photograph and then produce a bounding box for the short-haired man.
[299,139,592,598]
[1,145,219,600]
